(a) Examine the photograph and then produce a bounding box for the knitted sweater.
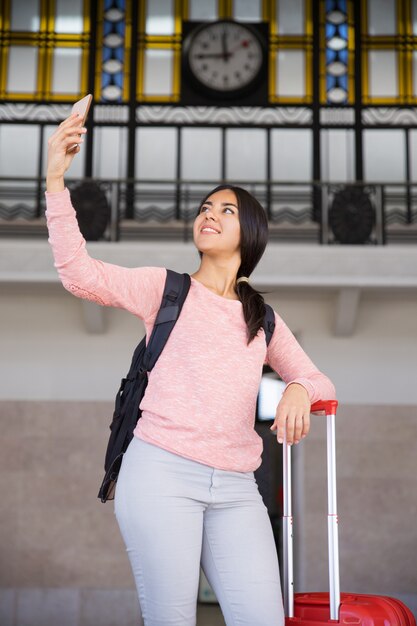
[45,187,336,472]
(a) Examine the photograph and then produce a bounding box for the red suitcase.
[283,400,416,626]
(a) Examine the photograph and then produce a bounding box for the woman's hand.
[46,113,87,191]
[270,383,311,445]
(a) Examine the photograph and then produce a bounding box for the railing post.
[183,184,190,243]
[381,184,387,245]
[321,183,329,245]
[374,184,384,245]
[109,181,120,242]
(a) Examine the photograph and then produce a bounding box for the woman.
[45,113,336,626]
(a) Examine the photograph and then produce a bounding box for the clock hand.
[194,52,232,60]
[194,40,251,62]
[221,30,230,62]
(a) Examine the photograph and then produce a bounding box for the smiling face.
[193,188,241,259]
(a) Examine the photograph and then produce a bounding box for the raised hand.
[46,112,87,191]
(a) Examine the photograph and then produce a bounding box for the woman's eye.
[200,206,234,214]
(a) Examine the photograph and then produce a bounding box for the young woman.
[45,113,336,626]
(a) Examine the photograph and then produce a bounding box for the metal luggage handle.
[283,399,340,621]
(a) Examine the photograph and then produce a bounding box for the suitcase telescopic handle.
[283,399,340,621]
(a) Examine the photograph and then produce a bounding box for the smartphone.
[68,93,92,151]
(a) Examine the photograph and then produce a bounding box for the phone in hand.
[68,93,92,152]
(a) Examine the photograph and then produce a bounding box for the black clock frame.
[181,20,269,106]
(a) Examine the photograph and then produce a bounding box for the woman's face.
[193,189,241,258]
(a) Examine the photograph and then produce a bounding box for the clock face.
[184,20,265,96]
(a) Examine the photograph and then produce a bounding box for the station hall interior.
[0,0,417,625]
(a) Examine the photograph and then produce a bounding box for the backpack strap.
[141,269,191,372]
[263,303,276,347]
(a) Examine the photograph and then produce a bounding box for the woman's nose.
[204,209,217,220]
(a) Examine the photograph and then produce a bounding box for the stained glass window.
[0,0,89,100]
[362,0,416,104]
[320,0,354,104]
[96,0,130,102]
[189,0,217,20]
[269,0,312,103]
[137,0,180,101]
[233,0,262,21]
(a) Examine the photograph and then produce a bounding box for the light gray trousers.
[114,436,285,626]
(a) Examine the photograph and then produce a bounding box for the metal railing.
[0,176,416,244]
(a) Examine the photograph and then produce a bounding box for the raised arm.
[45,113,166,322]
[266,310,336,445]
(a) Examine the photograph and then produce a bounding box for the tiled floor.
[0,588,226,626]
[197,602,226,625]
[1,588,416,625]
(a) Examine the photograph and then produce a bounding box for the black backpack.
[98,269,276,502]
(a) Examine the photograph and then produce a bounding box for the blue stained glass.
[326,23,348,40]
[102,74,111,87]
[115,47,124,61]
[338,49,348,63]
[326,24,337,38]
[326,48,349,64]
[103,48,124,63]
[116,21,125,35]
[324,0,349,103]
[101,0,126,101]
[104,0,125,13]
[327,76,337,89]
[326,73,348,90]
[326,0,347,11]
[338,23,348,39]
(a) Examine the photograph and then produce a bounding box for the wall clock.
[182,20,268,102]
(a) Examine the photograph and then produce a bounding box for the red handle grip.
[310,399,338,414]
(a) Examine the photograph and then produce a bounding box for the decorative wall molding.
[93,105,129,122]
[320,108,355,125]
[136,106,313,126]
[3,102,417,128]
[362,108,417,126]
[0,103,71,122]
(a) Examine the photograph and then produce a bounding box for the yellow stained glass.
[0,0,89,101]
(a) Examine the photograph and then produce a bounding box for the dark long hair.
[195,184,272,346]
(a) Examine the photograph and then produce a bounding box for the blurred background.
[0,0,417,625]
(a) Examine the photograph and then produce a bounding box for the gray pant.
[114,436,284,626]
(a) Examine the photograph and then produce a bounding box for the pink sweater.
[45,187,336,472]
